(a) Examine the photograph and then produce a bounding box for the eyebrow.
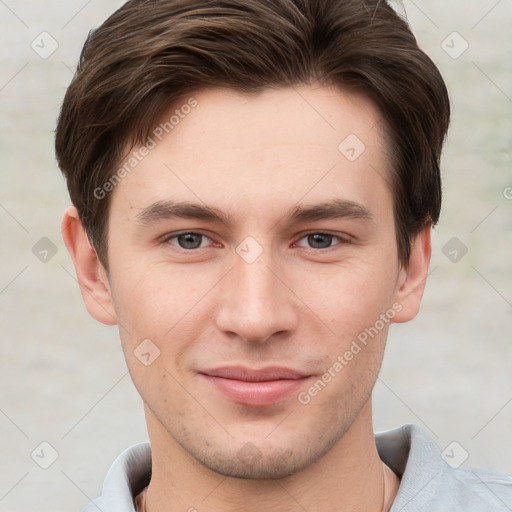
[134,198,373,227]
[134,200,231,226]
[285,198,373,224]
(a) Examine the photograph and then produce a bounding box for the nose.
[214,248,299,344]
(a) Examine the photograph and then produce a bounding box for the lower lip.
[202,375,308,407]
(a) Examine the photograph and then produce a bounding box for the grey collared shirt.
[82,424,512,511]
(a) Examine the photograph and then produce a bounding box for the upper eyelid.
[160,230,352,248]
[163,230,212,241]
[162,230,346,238]
[294,230,353,243]
[294,231,352,249]
[164,232,215,251]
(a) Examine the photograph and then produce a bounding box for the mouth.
[199,366,312,407]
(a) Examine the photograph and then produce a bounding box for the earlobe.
[61,206,118,326]
[392,224,432,324]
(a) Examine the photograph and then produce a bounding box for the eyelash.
[163,231,351,251]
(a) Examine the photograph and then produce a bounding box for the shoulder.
[81,442,152,512]
[448,465,512,507]
[376,424,512,511]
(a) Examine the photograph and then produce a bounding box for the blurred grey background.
[1,1,511,510]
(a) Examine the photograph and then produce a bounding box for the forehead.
[160,85,387,160]
[111,85,392,218]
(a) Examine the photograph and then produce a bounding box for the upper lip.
[200,366,308,382]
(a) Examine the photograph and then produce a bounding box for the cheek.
[109,258,209,334]
[108,259,223,389]
[296,332,386,433]
[298,256,399,337]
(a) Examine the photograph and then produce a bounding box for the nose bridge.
[215,245,297,343]
[236,254,275,309]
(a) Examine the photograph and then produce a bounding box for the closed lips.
[200,366,308,381]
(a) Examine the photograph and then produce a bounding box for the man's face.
[103,85,411,478]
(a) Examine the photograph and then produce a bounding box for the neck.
[143,402,397,512]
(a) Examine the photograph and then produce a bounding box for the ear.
[392,224,432,324]
[61,206,117,326]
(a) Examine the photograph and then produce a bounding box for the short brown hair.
[55,0,450,268]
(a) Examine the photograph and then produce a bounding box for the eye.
[167,232,212,250]
[296,232,345,249]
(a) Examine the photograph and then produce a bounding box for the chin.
[185,431,342,480]
[197,447,308,479]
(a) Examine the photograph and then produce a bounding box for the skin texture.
[63,85,431,511]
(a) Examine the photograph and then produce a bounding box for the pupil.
[179,233,202,249]
[308,233,332,249]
